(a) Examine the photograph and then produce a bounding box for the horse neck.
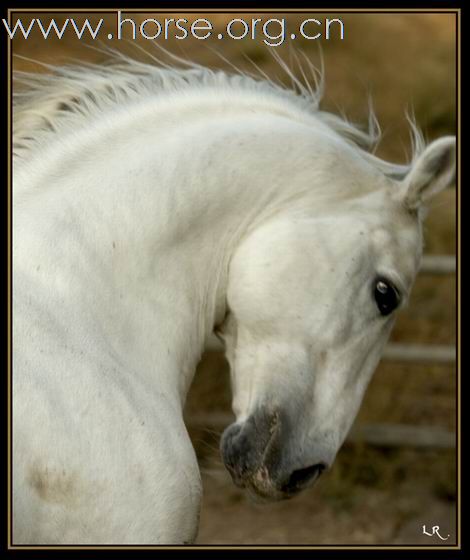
[15,94,325,407]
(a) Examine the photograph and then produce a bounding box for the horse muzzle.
[220,409,327,500]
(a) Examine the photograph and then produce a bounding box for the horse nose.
[220,422,251,485]
[281,463,326,494]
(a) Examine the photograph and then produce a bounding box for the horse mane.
[13,47,424,179]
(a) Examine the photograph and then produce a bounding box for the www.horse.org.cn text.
[2,14,345,46]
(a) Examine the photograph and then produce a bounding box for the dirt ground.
[11,11,458,546]
[196,453,456,545]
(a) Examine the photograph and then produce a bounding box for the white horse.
[12,52,455,545]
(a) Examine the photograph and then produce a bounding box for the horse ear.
[399,136,456,210]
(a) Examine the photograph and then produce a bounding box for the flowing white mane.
[13,48,423,179]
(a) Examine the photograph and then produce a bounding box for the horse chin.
[245,483,290,503]
[245,468,296,502]
[229,465,307,503]
[246,461,326,502]
[224,462,289,502]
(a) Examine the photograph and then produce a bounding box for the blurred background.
[12,11,457,545]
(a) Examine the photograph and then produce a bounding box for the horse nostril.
[220,422,246,472]
[282,463,326,494]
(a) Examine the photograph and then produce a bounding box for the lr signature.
[422,525,450,541]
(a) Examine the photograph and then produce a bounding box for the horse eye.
[374,278,400,316]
